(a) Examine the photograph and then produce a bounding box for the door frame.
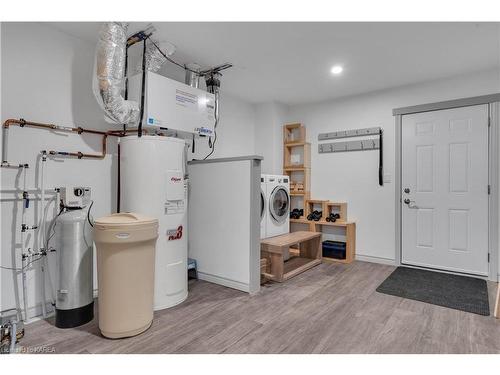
[393,94,500,281]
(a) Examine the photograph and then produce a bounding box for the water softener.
[55,187,94,328]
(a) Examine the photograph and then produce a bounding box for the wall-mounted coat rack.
[318,126,381,141]
[317,126,384,186]
[318,138,380,153]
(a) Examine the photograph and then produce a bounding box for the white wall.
[254,101,289,174]
[0,22,256,318]
[1,22,114,318]
[191,94,255,160]
[286,69,500,265]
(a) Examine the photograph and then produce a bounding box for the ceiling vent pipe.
[185,63,201,88]
[93,22,139,126]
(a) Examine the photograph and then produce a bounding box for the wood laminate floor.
[21,261,500,354]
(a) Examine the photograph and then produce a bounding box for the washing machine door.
[269,186,289,223]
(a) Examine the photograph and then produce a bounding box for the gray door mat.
[376,267,490,316]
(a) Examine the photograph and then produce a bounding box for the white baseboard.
[197,272,251,293]
[355,254,396,266]
[23,292,99,324]
[24,302,55,325]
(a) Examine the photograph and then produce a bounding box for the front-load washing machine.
[264,174,290,238]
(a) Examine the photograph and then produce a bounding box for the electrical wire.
[147,38,202,75]
[45,205,64,251]
[147,38,232,77]
[203,107,219,160]
[0,265,21,271]
[0,255,44,271]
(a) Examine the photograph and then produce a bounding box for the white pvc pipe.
[44,190,59,304]
[9,321,17,353]
[40,153,46,248]
[21,167,29,322]
[39,152,47,318]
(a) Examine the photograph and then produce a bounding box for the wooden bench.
[261,231,322,283]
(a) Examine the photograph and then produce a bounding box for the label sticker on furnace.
[175,89,197,110]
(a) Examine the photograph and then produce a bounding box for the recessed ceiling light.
[330,65,343,75]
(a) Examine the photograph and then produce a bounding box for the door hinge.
[488,185,491,195]
[488,253,490,263]
[488,116,491,127]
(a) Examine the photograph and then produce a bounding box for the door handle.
[404,199,418,209]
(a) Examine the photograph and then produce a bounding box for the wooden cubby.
[283,142,311,169]
[324,202,347,222]
[305,199,328,218]
[283,123,306,144]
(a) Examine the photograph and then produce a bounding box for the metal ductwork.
[93,22,139,126]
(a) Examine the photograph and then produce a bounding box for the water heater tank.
[120,135,188,310]
[55,208,94,328]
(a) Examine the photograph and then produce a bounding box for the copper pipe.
[48,151,105,159]
[3,118,116,136]
[3,118,57,131]
[2,117,160,166]
[2,118,123,164]
[74,127,109,136]
[48,132,109,160]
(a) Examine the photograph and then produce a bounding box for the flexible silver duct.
[93,22,139,126]
[143,39,167,73]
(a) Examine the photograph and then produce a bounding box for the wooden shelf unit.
[290,218,356,264]
[283,123,311,213]
[291,199,356,264]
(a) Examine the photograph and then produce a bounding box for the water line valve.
[22,191,29,208]
[21,224,38,232]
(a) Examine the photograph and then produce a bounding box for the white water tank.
[120,135,188,310]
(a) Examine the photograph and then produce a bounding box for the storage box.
[322,240,346,260]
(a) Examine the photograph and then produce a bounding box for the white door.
[402,104,489,276]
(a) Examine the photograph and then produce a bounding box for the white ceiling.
[47,22,500,105]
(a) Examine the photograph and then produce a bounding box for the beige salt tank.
[94,213,158,339]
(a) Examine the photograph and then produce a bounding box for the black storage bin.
[322,240,346,260]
